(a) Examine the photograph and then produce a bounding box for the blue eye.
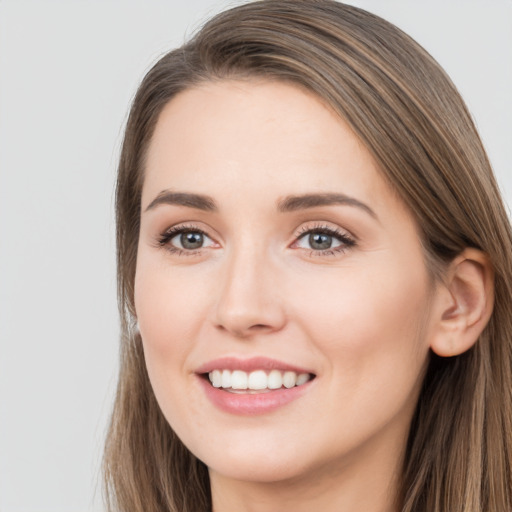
[158,226,216,252]
[295,226,355,254]
[307,232,337,250]
[177,231,204,250]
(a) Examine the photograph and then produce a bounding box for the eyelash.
[293,223,356,257]
[157,223,212,257]
[156,222,356,257]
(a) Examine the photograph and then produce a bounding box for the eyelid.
[293,221,355,240]
[290,222,356,255]
[156,222,220,253]
[154,220,355,258]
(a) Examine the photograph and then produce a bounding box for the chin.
[184,429,314,484]
[206,452,309,484]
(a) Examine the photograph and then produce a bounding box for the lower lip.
[198,376,313,415]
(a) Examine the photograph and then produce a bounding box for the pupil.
[309,233,332,250]
[181,232,203,249]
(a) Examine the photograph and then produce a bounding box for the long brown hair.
[104,1,512,510]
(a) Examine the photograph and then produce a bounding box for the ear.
[429,248,494,357]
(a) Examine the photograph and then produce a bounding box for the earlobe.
[429,249,494,357]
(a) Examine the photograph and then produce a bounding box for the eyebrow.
[144,190,377,219]
[144,191,218,212]
[277,193,377,219]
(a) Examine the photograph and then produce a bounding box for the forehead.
[142,79,397,215]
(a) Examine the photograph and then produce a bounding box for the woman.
[103,1,512,511]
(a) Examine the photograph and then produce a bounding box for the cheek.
[133,255,210,429]
[134,253,206,369]
[290,259,431,369]
[289,261,432,448]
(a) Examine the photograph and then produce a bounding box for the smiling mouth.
[204,369,315,394]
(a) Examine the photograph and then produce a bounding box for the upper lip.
[195,356,314,375]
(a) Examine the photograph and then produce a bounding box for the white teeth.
[210,369,222,388]
[231,370,248,389]
[248,370,267,390]
[296,373,310,386]
[282,371,297,388]
[221,369,231,388]
[267,369,283,389]
[207,369,312,391]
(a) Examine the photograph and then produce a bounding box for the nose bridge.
[214,238,285,337]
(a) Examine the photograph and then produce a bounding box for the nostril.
[215,322,277,339]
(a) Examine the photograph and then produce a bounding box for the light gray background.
[0,1,510,511]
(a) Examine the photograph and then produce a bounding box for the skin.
[134,80,448,512]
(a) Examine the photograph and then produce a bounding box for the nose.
[213,245,287,338]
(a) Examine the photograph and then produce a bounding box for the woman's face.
[135,80,440,484]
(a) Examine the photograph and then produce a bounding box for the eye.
[158,225,217,253]
[293,224,355,255]
[302,232,339,251]
[175,231,206,250]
